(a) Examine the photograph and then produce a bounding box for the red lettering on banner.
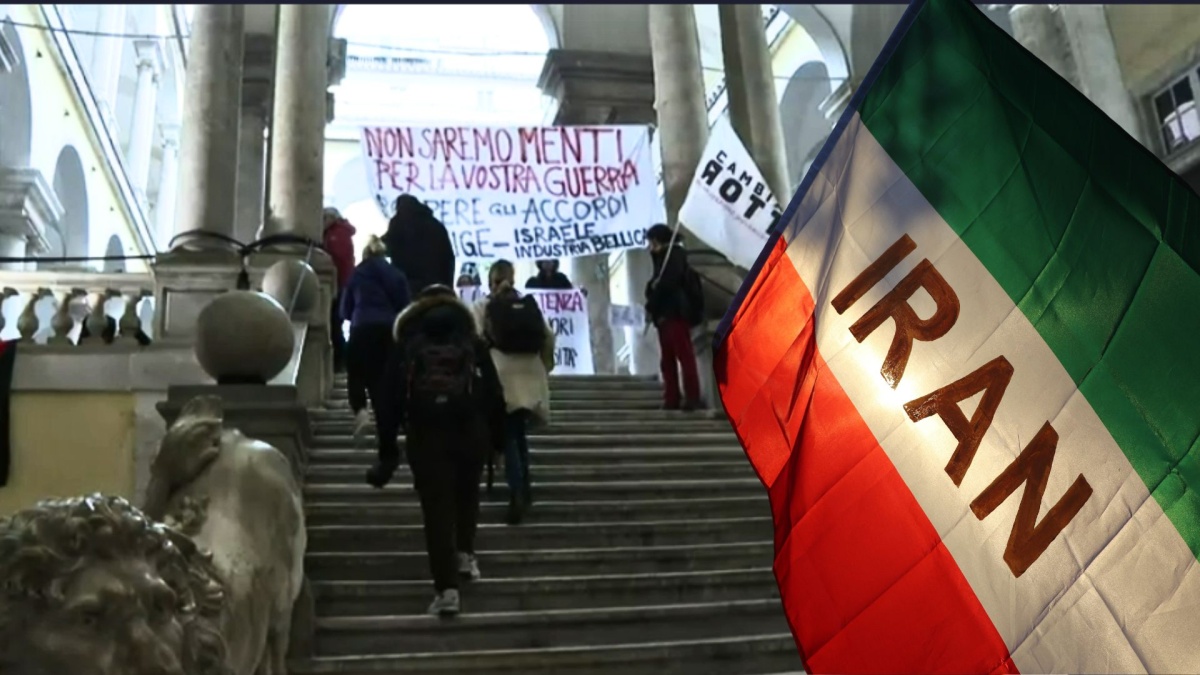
[532,290,584,314]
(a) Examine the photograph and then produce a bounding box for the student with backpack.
[645,223,705,412]
[370,284,507,617]
[472,260,556,526]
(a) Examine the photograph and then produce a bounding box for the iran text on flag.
[715,0,1200,672]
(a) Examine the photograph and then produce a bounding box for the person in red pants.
[644,224,704,411]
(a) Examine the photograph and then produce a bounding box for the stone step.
[333,374,661,386]
[309,409,727,424]
[306,541,775,580]
[330,379,663,394]
[327,388,665,401]
[313,567,776,616]
[321,398,668,412]
[315,599,789,656]
[290,633,800,674]
[306,516,772,553]
[304,478,764,505]
[311,420,733,437]
[305,461,753,485]
[306,447,748,467]
[309,432,740,450]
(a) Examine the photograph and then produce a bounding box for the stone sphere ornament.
[194,290,295,384]
[261,259,319,316]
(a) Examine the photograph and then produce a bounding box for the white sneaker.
[457,552,481,582]
[428,588,460,617]
[352,409,371,444]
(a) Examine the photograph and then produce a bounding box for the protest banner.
[609,303,645,330]
[360,125,657,262]
[678,117,783,270]
[454,286,594,376]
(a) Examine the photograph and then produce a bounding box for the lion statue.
[143,394,306,675]
[0,494,231,675]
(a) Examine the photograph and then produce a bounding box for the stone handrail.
[0,270,155,347]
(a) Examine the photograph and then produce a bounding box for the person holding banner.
[524,259,574,290]
[473,260,556,526]
[383,194,456,295]
[645,224,704,412]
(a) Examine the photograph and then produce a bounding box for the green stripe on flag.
[858,0,1200,558]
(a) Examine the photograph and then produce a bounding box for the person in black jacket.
[383,195,457,295]
[524,259,573,290]
[369,284,506,617]
[644,224,702,411]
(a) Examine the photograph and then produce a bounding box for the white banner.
[361,125,657,262]
[609,303,645,330]
[455,286,594,375]
[677,117,783,270]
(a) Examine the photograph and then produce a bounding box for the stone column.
[154,127,179,251]
[90,5,127,124]
[538,49,658,375]
[1010,4,1147,145]
[235,81,271,245]
[718,4,790,202]
[649,4,710,224]
[265,4,330,243]
[126,39,165,200]
[172,5,244,246]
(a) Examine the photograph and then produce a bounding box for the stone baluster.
[17,288,50,343]
[118,290,150,344]
[0,287,17,337]
[48,288,86,345]
[82,289,117,345]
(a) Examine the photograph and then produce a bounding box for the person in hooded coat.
[323,208,358,373]
[383,195,456,295]
[371,284,507,617]
[524,259,573,290]
[340,235,412,441]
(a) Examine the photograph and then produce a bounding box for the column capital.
[133,38,165,77]
[0,167,63,254]
[538,49,656,126]
[327,37,347,88]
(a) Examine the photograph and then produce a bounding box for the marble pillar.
[718,4,790,202]
[235,81,270,246]
[126,39,164,201]
[1011,4,1146,145]
[265,4,330,243]
[649,4,710,224]
[90,5,126,124]
[154,127,179,251]
[538,49,659,375]
[172,4,244,247]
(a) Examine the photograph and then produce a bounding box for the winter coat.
[340,256,411,330]
[383,198,456,295]
[645,244,691,324]
[472,295,556,425]
[375,292,506,462]
[323,218,357,290]
[524,271,573,290]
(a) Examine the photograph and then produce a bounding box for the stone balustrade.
[0,271,155,347]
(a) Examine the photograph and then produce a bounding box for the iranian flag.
[715,0,1200,672]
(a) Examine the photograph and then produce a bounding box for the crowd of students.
[322,196,704,617]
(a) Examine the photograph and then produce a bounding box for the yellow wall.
[1107,5,1200,92]
[0,392,136,517]
[9,4,148,268]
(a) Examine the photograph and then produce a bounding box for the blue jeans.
[504,410,531,500]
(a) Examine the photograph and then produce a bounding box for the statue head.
[0,494,231,675]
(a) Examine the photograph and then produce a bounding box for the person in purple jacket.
[341,235,413,441]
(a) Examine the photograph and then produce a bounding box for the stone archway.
[0,18,33,169]
[44,145,89,269]
[103,233,126,272]
[780,60,834,190]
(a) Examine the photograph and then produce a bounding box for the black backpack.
[683,266,705,327]
[486,291,547,354]
[405,334,476,420]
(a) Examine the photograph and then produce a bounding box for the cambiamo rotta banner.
[677,117,782,270]
[361,125,657,262]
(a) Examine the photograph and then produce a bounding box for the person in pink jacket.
[323,207,357,373]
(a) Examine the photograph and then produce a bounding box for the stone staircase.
[290,374,800,674]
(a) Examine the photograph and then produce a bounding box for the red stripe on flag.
[716,240,1015,674]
